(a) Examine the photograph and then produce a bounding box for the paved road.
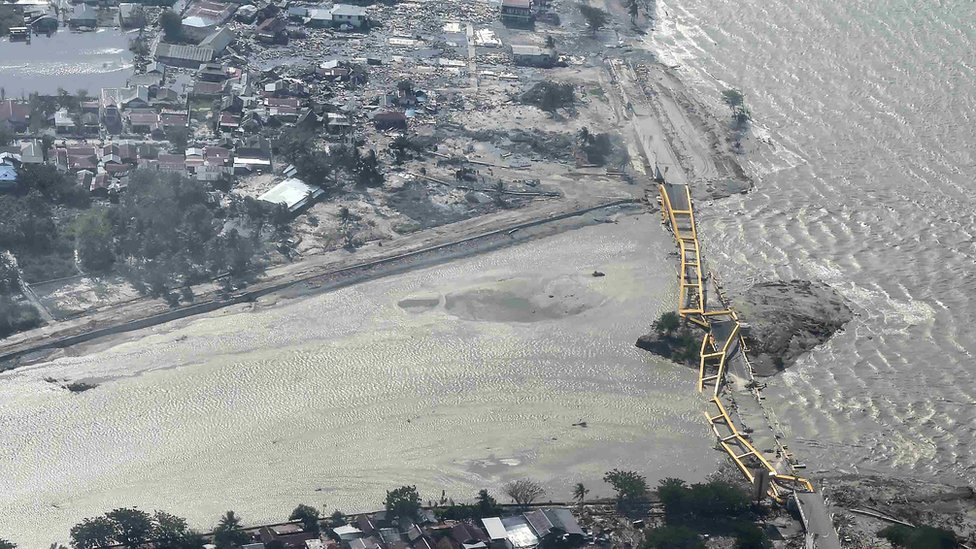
[797,492,842,549]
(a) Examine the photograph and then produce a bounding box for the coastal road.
[466,23,477,89]
[606,58,687,184]
[797,492,842,549]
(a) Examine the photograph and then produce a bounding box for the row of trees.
[70,170,289,301]
[644,478,766,549]
[418,470,648,520]
[520,82,577,114]
[0,506,311,549]
[1,475,824,549]
[275,128,384,190]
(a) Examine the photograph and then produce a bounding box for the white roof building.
[500,517,538,549]
[257,178,323,212]
[482,518,508,542]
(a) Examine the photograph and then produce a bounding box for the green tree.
[658,478,750,520]
[0,295,41,339]
[653,311,681,336]
[0,125,13,147]
[106,508,153,549]
[389,134,411,164]
[721,89,751,127]
[213,511,250,549]
[18,163,88,207]
[0,254,19,294]
[159,10,183,42]
[153,511,194,549]
[626,0,638,24]
[734,523,771,549]
[603,469,648,508]
[385,486,422,520]
[572,483,589,505]
[577,4,608,36]
[476,489,501,517]
[355,149,383,187]
[328,510,347,527]
[879,525,957,549]
[166,126,190,154]
[642,526,704,549]
[275,127,315,165]
[289,504,321,534]
[0,539,16,549]
[503,479,545,508]
[73,208,115,273]
[69,517,116,549]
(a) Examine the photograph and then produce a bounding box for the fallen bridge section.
[657,182,841,548]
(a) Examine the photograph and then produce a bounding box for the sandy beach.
[0,214,723,547]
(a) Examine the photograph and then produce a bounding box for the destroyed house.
[20,140,44,164]
[118,3,144,27]
[500,0,532,24]
[233,146,272,173]
[69,4,97,28]
[200,25,235,53]
[259,523,318,548]
[192,80,225,98]
[306,7,332,27]
[159,111,189,129]
[511,45,555,67]
[256,16,287,42]
[197,63,228,82]
[129,71,164,90]
[0,165,17,192]
[121,86,151,109]
[54,109,74,134]
[153,42,215,68]
[372,111,407,130]
[127,111,160,134]
[0,100,30,133]
[157,153,187,172]
[330,4,367,28]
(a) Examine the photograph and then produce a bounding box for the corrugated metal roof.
[154,42,215,63]
[481,518,507,541]
[500,517,537,549]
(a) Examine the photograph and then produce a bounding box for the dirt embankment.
[827,474,976,547]
[735,280,853,376]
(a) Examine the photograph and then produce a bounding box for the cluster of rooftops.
[238,508,586,549]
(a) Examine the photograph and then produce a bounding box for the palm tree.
[213,511,250,549]
[573,483,589,506]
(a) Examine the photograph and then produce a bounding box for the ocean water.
[0,30,133,96]
[650,0,976,482]
[0,217,723,546]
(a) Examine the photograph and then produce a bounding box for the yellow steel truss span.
[657,183,815,502]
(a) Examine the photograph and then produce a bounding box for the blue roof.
[0,165,18,181]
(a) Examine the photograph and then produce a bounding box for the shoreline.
[0,213,719,546]
[0,197,642,370]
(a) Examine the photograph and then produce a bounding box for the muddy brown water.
[0,215,722,546]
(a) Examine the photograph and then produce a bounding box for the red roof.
[0,100,29,124]
[204,146,230,161]
[159,113,187,127]
[266,97,301,108]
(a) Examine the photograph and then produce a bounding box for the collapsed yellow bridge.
[657,182,815,503]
